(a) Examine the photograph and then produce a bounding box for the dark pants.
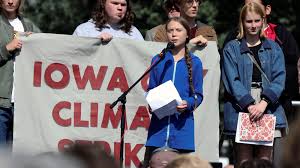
[0,106,14,146]
[233,142,273,168]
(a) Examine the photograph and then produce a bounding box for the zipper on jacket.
[164,62,177,147]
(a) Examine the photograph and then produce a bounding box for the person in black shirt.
[222,2,287,167]
[223,0,300,125]
[222,1,300,167]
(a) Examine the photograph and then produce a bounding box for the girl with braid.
[143,17,204,167]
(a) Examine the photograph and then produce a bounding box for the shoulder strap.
[246,53,271,84]
[236,39,271,84]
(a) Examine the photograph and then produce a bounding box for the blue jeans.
[0,106,13,144]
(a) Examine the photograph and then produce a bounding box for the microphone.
[159,42,175,58]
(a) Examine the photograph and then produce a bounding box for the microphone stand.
[110,49,169,168]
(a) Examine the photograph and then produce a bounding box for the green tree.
[23,0,298,46]
[24,0,91,34]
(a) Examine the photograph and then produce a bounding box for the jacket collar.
[164,51,174,62]
[0,14,27,31]
[163,50,194,62]
[239,38,272,53]
[1,13,23,22]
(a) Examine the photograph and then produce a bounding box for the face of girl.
[105,0,127,24]
[166,20,188,48]
[1,0,20,16]
[243,11,264,37]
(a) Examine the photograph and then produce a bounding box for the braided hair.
[184,46,195,96]
[165,17,195,96]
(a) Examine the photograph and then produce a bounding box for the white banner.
[13,33,220,167]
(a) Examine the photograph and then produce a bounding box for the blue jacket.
[145,51,203,151]
[221,38,287,135]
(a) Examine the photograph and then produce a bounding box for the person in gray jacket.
[0,0,40,146]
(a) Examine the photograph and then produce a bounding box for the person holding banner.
[221,2,287,167]
[73,0,143,42]
[143,17,204,167]
[0,0,40,146]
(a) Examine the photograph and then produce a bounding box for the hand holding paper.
[177,100,188,112]
[146,80,182,119]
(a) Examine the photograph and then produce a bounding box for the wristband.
[261,97,270,104]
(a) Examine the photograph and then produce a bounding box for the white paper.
[146,80,182,111]
[235,112,274,146]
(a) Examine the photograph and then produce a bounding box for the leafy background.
[24,0,299,47]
